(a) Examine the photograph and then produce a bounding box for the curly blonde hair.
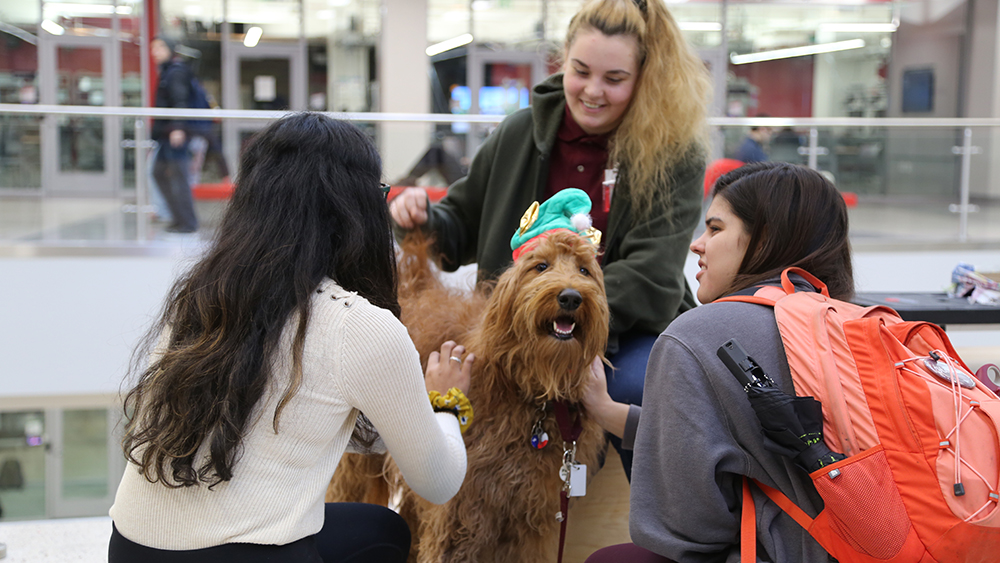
[565,0,712,215]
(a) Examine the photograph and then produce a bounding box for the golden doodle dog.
[328,200,610,563]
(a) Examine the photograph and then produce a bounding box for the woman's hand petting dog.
[425,340,474,395]
[581,356,629,440]
[389,187,430,229]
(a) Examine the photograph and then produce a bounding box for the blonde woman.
[390,0,711,478]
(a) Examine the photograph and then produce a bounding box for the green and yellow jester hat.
[510,188,602,261]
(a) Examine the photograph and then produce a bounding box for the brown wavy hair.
[564,0,712,215]
[711,162,855,300]
[121,113,398,487]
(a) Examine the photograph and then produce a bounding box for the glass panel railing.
[712,119,1000,246]
[0,114,42,191]
[1,106,999,248]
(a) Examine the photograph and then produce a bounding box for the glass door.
[464,48,547,160]
[222,42,306,178]
[45,408,122,518]
[39,34,120,195]
[0,411,47,521]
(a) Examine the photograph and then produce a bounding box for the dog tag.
[531,421,549,449]
[568,463,587,497]
[559,465,570,482]
[531,431,549,449]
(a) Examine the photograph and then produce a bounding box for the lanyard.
[553,400,582,563]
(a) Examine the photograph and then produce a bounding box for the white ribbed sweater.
[109,279,467,550]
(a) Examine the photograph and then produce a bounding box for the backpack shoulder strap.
[742,477,820,562]
[715,267,829,307]
[741,477,757,562]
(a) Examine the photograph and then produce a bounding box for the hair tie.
[428,388,474,433]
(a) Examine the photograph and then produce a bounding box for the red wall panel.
[731,56,814,117]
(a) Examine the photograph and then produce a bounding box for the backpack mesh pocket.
[813,447,911,559]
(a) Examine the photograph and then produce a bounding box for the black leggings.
[109,503,410,563]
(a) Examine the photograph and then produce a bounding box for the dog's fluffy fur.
[328,229,609,563]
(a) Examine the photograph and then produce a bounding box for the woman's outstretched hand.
[389,187,430,230]
[425,340,473,396]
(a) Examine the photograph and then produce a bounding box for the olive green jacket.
[416,74,704,353]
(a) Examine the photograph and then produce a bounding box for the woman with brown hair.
[390,0,712,479]
[584,162,851,562]
[109,113,474,563]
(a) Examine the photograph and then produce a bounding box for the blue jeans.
[604,330,659,482]
[153,143,198,232]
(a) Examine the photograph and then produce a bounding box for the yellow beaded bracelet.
[428,387,474,433]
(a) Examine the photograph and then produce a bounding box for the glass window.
[305,0,380,112]
[725,1,894,118]
[61,409,109,500]
[224,0,302,42]
[0,20,41,190]
[671,1,724,49]
[470,0,544,45]
[41,0,130,35]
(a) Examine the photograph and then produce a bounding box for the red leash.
[554,400,582,563]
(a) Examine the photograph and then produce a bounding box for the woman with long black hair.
[109,113,473,563]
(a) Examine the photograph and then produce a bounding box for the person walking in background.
[151,37,198,234]
[388,0,711,480]
[732,113,773,163]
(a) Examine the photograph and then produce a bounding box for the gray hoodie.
[631,297,833,562]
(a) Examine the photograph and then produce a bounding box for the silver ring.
[449,356,462,364]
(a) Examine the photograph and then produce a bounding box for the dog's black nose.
[558,288,582,311]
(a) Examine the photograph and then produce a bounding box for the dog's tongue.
[553,319,575,336]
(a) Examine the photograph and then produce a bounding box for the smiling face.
[562,28,640,135]
[690,196,750,304]
[488,230,609,401]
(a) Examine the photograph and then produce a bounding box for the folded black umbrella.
[745,386,845,472]
[719,339,846,473]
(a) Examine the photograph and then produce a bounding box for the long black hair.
[711,161,854,300]
[122,113,398,487]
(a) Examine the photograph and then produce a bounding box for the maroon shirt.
[544,106,612,237]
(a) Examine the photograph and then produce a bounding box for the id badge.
[569,463,587,497]
[602,168,617,213]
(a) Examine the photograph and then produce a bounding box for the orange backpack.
[719,268,1000,563]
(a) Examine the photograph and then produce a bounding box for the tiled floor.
[0,196,227,244]
[0,516,110,562]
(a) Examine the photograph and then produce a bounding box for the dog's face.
[481,229,609,402]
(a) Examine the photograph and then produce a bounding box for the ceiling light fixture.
[730,39,866,65]
[426,33,473,57]
[40,19,65,36]
[43,3,134,15]
[818,23,898,33]
[678,22,722,32]
[244,26,263,47]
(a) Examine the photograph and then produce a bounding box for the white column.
[987,0,1000,199]
[379,0,431,182]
